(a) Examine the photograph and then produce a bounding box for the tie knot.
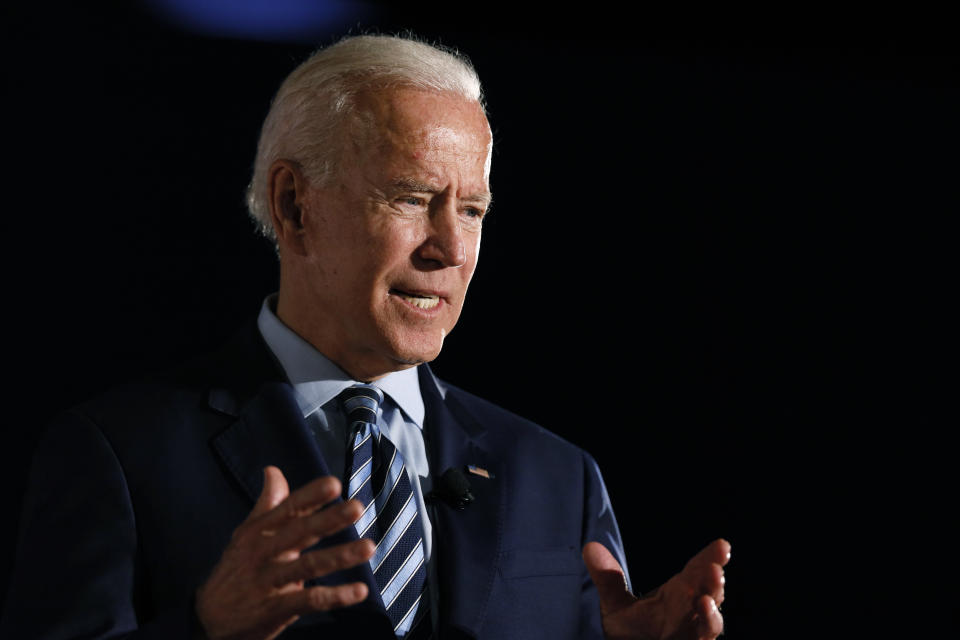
[341,384,383,426]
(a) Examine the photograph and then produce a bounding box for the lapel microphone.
[426,467,475,510]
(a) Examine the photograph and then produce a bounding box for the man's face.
[286,87,492,380]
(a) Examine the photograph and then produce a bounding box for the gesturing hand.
[583,539,731,640]
[195,466,375,640]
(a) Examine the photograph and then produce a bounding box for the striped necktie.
[342,384,427,636]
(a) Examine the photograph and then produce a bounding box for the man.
[2,35,728,639]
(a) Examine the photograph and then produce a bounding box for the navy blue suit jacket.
[2,324,629,639]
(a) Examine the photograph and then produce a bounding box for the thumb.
[250,465,289,519]
[583,541,635,615]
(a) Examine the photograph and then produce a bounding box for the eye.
[397,196,425,207]
[464,207,486,219]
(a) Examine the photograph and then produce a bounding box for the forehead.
[351,87,492,168]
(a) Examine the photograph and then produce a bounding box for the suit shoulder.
[52,338,263,454]
[437,378,591,458]
[64,320,280,427]
[66,351,216,422]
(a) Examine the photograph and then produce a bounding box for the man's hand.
[195,466,375,640]
[583,539,730,640]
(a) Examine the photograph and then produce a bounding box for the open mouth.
[390,289,441,310]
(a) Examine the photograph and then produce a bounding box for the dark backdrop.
[3,3,955,637]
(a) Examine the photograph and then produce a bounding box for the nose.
[417,198,467,268]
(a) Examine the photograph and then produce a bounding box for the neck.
[274,289,417,383]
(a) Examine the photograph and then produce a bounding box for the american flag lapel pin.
[466,464,493,479]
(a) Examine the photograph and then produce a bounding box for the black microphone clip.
[427,467,476,510]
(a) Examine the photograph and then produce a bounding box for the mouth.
[389,288,442,310]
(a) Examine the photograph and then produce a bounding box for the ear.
[267,159,310,256]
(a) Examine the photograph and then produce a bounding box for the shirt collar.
[257,295,425,428]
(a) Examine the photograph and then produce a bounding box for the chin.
[391,345,441,367]
[387,330,446,368]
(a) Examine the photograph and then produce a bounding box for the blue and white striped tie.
[342,385,427,636]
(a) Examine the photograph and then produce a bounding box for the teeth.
[398,293,440,309]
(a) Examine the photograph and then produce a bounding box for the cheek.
[374,221,429,265]
[471,232,482,262]
[464,232,481,275]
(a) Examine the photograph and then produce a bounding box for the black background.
[3,2,956,637]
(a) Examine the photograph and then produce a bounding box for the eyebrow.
[392,177,493,207]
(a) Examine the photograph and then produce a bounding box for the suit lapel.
[419,366,504,639]
[206,327,387,627]
[211,381,333,503]
[202,322,330,506]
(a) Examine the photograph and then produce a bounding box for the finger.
[712,563,726,607]
[693,594,724,639]
[249,475,343,533]
[274,582,370,619]
[690,539,731,569]
[248,466,290,520]
[582,542,634,615]
[684,540,729,607]
[280,475,343,518]
[268,538,375,587]
[683,539,730,580]
[263,499,366,559]
[693,561,725,605]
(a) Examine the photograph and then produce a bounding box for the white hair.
[246,34,485,242]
